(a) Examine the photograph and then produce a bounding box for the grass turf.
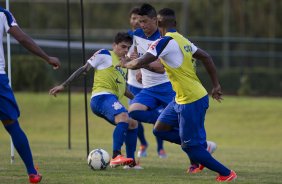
[0,93,281,184]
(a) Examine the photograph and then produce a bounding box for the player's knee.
[154,121,172,131]
[114,112,129,123]
[2,119,16,126]
[128,118,138,129]
[128,103,147,112]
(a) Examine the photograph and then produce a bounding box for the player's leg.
[90,94,133,167]
[153,101,181,144]
[2,120,42,183]
[137,122,148,156]
[0,74,41,183]
[128,90,160,124]
[177,95,237,181]
[129,91,162,157]
[127,85,148,156]
[124,118,143,169]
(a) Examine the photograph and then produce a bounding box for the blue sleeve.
[155,36,173,57]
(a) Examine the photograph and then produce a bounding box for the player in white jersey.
[127,3,176,158]
[127,7,152,159]
[0,7,60,183]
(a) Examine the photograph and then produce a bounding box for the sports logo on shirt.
[184,45,192,52]
[149,40,160,50]
[115,78,122,84]
[112,101,123,110]
[88,50,101,62]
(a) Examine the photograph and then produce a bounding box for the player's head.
[113,32,133,57]
[129,7,140,31]
[138,3,158,36]
[157,8,177,36]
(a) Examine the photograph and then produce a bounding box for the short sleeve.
[190,42,198,54]
[147,36,172,58]
[0,9,18,33]
[87,49,112,70]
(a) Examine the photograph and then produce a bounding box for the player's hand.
[211,84,223,102]
[118,56,128,68]
[136,70,142,84]
[49,85,64,97]
[130,46,138,60]
[47,56,61,70]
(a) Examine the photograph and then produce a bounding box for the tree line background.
[0,0,281,96]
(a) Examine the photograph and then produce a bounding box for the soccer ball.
[87,149,110,170]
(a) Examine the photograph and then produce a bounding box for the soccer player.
[0,7,60,183]
[49,32,141,169]
[127,7,151,159]
[128,7,141,37]
[128,3,172,159]
[120,8,237,182]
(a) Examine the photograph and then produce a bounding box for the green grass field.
[0,93,281,184]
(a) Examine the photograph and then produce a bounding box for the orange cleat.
[187,164,202,174]
[216,170,237,182]
[110,155,133,168]
[29,173,42,183]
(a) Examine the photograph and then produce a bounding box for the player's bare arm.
[8,26,61,69]
[49,63,92,96]
[121,52,157,70]
[193,48,223,102]
[143,58,165,74]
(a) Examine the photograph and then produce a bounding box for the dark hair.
[158,8,177,28]
[114,32,133,45]
[138,3,157,18]
[129,7,140,17]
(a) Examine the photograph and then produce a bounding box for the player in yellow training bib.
[120,8,237,182]
[49,32,142,169]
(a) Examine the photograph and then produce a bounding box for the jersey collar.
[167,28,177,33]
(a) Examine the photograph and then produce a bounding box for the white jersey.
[131,28,169,88]
[148,36,198,68]
[127,45,143,88]
[0,8,17,74]
[127,69,143,88]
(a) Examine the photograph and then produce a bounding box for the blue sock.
[125,128,138,159]
[153,128,181,145]
[4,121,37,175]
[129,110,160,124]
[182,145,230,176]
[156,136,164,152]
[137,122,147,146]
[113,122,128,152]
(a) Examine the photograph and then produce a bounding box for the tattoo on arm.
[62,64,91,88]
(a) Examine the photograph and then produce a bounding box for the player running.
[120,8,237,182]
[49,32,140,169]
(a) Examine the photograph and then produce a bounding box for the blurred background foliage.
[0,0,281,96]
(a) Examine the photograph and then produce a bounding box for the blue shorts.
[90,94,127,125]
[0,74,20,121]
[127,84,142,105]
[157,95,209,146]
[131,82,175,110]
